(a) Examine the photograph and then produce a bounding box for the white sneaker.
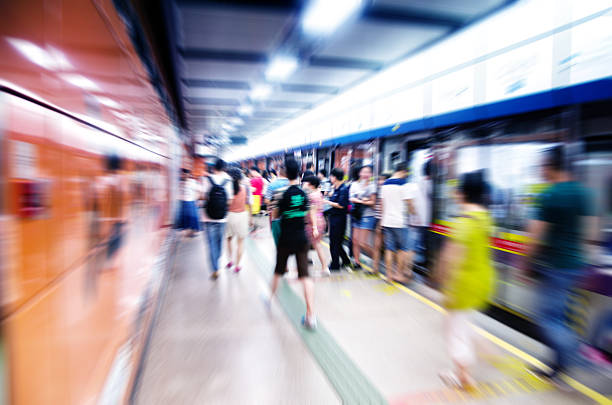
[301,315,317,330]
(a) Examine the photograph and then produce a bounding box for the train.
[237,99,612,357]
[1,0,181,404]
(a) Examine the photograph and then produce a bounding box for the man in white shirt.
[380,161,415,282]
[409,160,432,268]
[201,158,234,279]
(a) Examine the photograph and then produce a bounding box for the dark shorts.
[353,215,376,230]
[275,244,309,278]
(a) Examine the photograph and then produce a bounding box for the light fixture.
[302,0,362,36]
[60,74,99,91]
[222,123,235,131]
[229,117,244,126]
[96,96,120,109]
[265,55,298,81]
[250,84,272,101]
[238,104,254,116]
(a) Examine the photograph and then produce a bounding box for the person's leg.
[444,311,476,389]
[205,223,217,273]
[329,217,341,269]
[352,227,363,266]
[211,222,225,274]
[236,237,244,267]
[314,242,329,273]
[535,269,583,372]
[271,246,290,296]
[296,246,316,327]
[226,235,234,266]
[337,218,351,267]
[372,224,382,274]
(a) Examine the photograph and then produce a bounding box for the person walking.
[372,173,391,274]
[225,168,251,273]
[326,168,351,271]
[435,170,495,390]
[380,162,415,282]
[269,159,318,329]
[201,158,233,280]
[523,146,596,389]
[349,165,376,269]
[302,176,329,276]
[265,164,289,246]
[175,168,201,238]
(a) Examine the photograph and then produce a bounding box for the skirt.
[227,210,249,238]
[175,200,201,231]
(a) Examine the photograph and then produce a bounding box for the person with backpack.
[225,168,251,273]
[201,158,234,280]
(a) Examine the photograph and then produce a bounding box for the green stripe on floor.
[247,239,387,405]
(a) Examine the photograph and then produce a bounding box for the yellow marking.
[489,245,526,256]
[562,375,612,405]
[341,289,352,298]
[479,382,495,397]
[492,381,507,395]
[513,377,530,392]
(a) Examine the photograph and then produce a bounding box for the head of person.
[378,172,391,186]
[302,175,320,193]
[359,165,373,182]
[457,170,488,207]
[306,162,313,171]
[542,145,565,182]
[214,158,226,173]
[318,169,327,179]
[181,167,190,180]
[330,168,344,185]
[394,161,408,178]
[227,167,243,195]
[106,153,122,173]
[423,159,432,178]
[285,159,300,181]
[277,164,286,178]
[250,166,260,178]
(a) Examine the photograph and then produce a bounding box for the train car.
[0,0,180,403]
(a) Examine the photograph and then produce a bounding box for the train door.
[316,148,331,174]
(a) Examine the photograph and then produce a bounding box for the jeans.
[329,215,350,269]
[205,222,226,272]
[535,268,583,371]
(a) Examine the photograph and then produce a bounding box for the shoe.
[226,262,233,269]
[234,266,241,273]
[329,266,340,272]
[353,263,362,270]
[301,315,317,330]
[210,271,219,280]
[321,267,331,277]
[527,367,572,392]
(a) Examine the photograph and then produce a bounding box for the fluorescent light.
[238,104,254,116]
[266,56,298,81]
[250,84,272,100]
[60,74,99,91]
[7,38,72,70]
[222,123,235,131]
[96,96,120,109]
[302,0,362,36]
[229,117,244,126]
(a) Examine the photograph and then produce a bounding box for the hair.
[250,166,260,174]
[106,154,122,172]
[459,170,488,206]
[227,167,242,195]
[270,168,277,177]
[359,165,373,176]
[285,159,299,180]
[543,145,564,171]
[214,158,226,172]
[318,168,327,177]
[306,162,313,170]
[423,160,432,177]
[262,170,270,181]
[394,161,408,173]
[303,175,320,189]
[330,167,344,181]
[380,172,391,181]
[181,168,190,175]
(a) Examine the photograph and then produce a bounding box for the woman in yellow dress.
[436,170,495,390]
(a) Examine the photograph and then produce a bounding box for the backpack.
[206,176,228,220]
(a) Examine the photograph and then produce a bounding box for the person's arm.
[309,203,319,238]
[361,186,376,207]
[434,239,465,288]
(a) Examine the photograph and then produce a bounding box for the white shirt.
[180,178,201,202]
[350,180,376,218]
[409,178,431,227]
[201,173,234,223]
[381,178,415,228]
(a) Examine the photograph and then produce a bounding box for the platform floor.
[134,225,610,405]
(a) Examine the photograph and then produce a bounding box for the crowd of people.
[174,146,599,391]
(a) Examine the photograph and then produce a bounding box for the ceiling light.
[96,96,120,109]
[238,104,254,116]
[250,84,272,101]
[229,117,244,126]
[7,38,72,71]
[60,74,99,91]
[302,0,362,36]
[266,56,298,81]
[222,123,235,131]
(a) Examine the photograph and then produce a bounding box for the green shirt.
[536,181,594,269]
[445,210,495,311]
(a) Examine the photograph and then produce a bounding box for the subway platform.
[133,226,612,405]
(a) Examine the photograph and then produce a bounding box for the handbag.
[351,203,364,221]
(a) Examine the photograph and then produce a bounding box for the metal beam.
[364,6,464,28]
[185,97,241,106]
[182,79,251,89]
[308,56,382,71]
[179,48,266,63]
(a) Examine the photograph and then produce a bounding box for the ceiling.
[171,0,513,148]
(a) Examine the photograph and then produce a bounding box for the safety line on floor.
[246,239,388,405]
[318,241,611,404]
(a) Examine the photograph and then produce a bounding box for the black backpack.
[206,176,228,220]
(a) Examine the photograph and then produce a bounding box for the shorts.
[274,244,309,278]
[382,226,412,252]
[226,211,249,238]
[353,215,376,230]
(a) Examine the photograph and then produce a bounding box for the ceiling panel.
[183,86,251,100]
[373,0,506,20]
[286,66,368,87]
[178,7,292,52]
[318,21,448,62]
[184,60,265,82]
